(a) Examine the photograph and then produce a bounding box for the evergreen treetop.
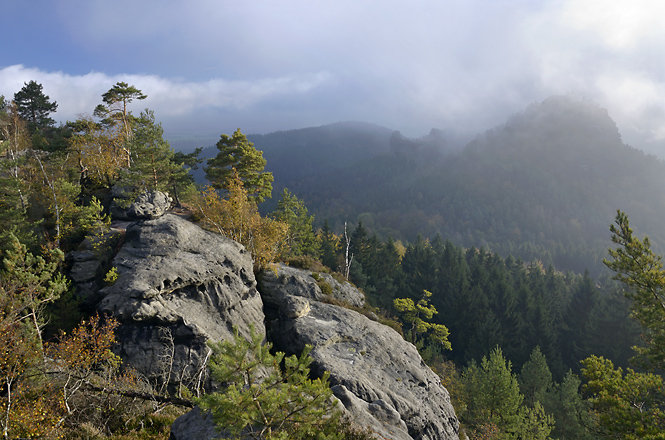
[205,129,273,203]
[13,81,58,132]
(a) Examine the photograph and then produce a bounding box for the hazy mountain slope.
[283,97,665,274]
[193,121,396,208]
[254,121,394,183]
[190,97,665,274]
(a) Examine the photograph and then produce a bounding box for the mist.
[2,1,665,155]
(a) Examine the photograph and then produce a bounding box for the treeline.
[0,81,202,257]
[318,221,641,378]
[313,216,665,439]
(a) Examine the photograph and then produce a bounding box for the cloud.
[529,0,665,147]
[0,65,332,124]
[4,1,665,154]
[560,0,665,50]
[596,72,665,142]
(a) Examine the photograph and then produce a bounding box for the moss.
[312,272,333,296]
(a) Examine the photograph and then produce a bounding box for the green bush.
[196,326,372,439]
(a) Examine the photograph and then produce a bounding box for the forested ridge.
[243,96,665,276]
[2,81,665,439]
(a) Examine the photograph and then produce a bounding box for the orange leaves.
[0,318,40,384]
[47,314,120,374]
[0,313,125,438]
[0,382,64,439]
[67,117,126,186]
[195,171,287,270]
[0,284,62,438]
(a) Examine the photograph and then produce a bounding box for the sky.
[2,0,665,154]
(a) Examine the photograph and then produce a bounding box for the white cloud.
[0,65,332,123]
[560,0,665,50]
[5,1,665,153]
[595,72,665,141]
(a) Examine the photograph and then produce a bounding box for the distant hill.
[195,121,465,210]
[193,121,395,208]
[257,122,468,206]
[269,97,665,274]
[191,97,665,275]
[254,121,394,191]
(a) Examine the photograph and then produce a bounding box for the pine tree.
[378,236,402,280]
[604,210,665,370]
[13,81,58,132]
[462,347,553,439]
[271,188,317,258]
[560,270,598,370]
[171,147,203,206]
[434,240,472,364]
[581,355,665,439]
[94,82,146,141]
[462,347,524,432]
[540,371,594,440]
[393,289,451,351]
[0,102,35,253]
[196,327,362,440]
[400,236,437,298]
[123,110,197,203]
[318,219,338,271]
[349,221,368,265]
[93,82,147,167]
[1,234,68,349]
[205,129,273,203]
[519,346,553,408]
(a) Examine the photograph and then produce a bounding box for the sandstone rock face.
[270,298,460,440]
[110,189,172,220]
[98,214,264,389]
[259,263,365,319]
[126,191,173,219]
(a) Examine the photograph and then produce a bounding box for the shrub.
[196,326,365,439]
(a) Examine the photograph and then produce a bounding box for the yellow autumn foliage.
[194,170,287,270]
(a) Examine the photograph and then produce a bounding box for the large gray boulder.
[126,191,173,219]
[269,298,460,440]
[98,214,264,390]
[259,263,365,320]
[110,189,172,220]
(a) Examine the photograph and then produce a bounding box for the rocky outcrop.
[126,191,173,219]
[269,298,460,440]
[258,263,365,320]
[98,214,264,389]
[110,188,173,220]
[98,212,459,439]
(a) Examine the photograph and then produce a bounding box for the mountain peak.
[509,95,621,144]
[467,95,624,160]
